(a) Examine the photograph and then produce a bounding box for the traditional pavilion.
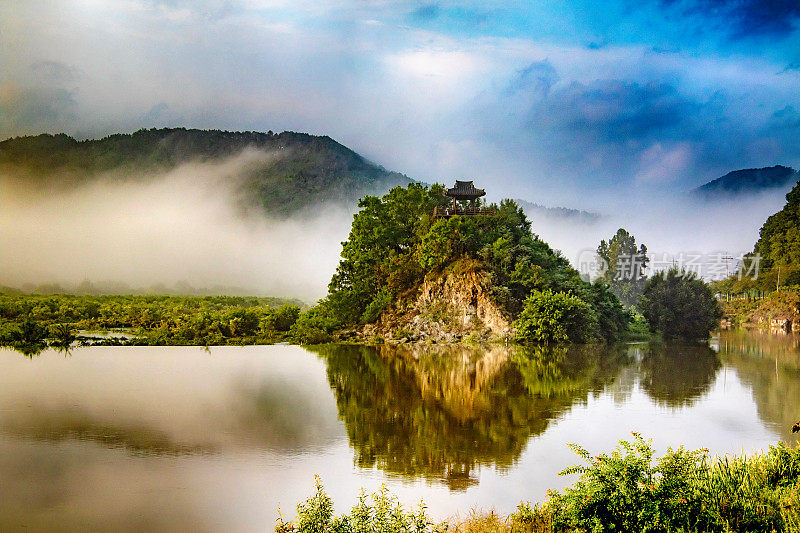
[434,180,487,218]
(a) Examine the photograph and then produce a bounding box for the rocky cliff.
[361,268,512,343]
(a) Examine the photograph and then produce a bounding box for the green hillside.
[693,165,798,198]
[0,128,412,216]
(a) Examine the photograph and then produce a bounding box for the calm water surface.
[1,330,798,531]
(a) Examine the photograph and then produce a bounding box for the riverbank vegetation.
[710,179,800,330]
[0,294,303,353]
[277,435,800,533]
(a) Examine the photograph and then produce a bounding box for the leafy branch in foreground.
[279,437,800,532]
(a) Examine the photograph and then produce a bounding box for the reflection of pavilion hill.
[1,405,216,456]
[718,331,800,444]
[636,344,720,408]
[309,344,629,491]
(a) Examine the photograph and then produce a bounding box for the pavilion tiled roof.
[446,180,486,198]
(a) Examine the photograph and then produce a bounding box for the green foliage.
[513,290,598,345]
[0,294,303,349]
[49,323,77,347]
[597,228,649,307]
[280,439,800,533]
[290,303,341,344]
[626,311,653,341]
[272,304,301,331]
[586,281,630,343]
[712,179,800,293]
[0,129,411,217]
[551,433,705,533]
[276,477,437,533]
[326,184,627,343]
[550,436,800,533]
[361,290,392,324]
[639,268,723,341]
[755,180,800,271]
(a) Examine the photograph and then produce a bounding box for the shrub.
[290,305,340,344]
[361,289,392,324]
[550,435,800,533]
[550,433,704,533]
[513,290,598,345]
[227,309,260,337]
[49,323,76,347]
[273,304,301,331]
[639,268,722,341]
[275,477,438,533]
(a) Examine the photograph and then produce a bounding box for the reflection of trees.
[309,343,629,491]
[718,330,800,444]
[4,343,47,358]
[637,344,720,408]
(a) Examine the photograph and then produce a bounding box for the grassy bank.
[0,293,304,352]
[721,288,800,328]
[277,434,800,533]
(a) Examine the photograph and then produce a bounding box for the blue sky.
[2,0,799,206]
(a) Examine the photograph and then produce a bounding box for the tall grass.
[277,436,800,533]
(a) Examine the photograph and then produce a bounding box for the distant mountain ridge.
[0,128,412,216]
[1,128,600,221]
[693,165,799,198]
[514,198,600,225]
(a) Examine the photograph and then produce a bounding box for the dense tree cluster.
[0,294,302,353]
[714,179,800,294]
[639,268,722,341]
[301,183,629,344]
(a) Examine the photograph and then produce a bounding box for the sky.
[2,0,799,207]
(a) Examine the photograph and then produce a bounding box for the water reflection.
[1,338,798,529]
[309,343,630,490]
[0,346,343,456]
[636,343,720,408]
[717,330,800,444]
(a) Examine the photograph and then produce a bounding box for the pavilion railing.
[433,206,494,218]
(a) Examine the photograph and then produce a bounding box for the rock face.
[362,269,512,343]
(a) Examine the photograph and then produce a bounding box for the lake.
[1,330,798,531]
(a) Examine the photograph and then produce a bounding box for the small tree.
[597,228,649,307]
[639,268,722,342]
[514,289,599,345]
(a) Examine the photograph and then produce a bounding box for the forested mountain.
[0,128,412,216]
[693,165,799,198]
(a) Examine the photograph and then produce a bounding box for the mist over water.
[0,147,791,299]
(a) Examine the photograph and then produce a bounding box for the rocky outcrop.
[361,268,512,343]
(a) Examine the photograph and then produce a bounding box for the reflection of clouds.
[228,377,344,451]
[0,345,343,454]
[2,405,216,456]
[0,345,347,531]
[0,440,212,532]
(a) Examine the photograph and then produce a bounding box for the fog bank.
[0,152,353,302]
[1,149,791,299]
